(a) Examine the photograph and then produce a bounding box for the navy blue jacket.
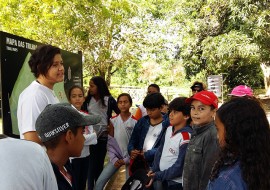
[128,114,170,167]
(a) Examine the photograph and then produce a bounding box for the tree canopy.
[1,0,270,93]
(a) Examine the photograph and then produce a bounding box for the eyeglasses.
[192,89,202,92]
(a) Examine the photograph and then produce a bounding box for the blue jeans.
[94,162,129,190]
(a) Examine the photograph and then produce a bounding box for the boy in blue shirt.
[146,97,193,190]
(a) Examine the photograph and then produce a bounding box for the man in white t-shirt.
[0,135,58,190]
[17,45,64,144]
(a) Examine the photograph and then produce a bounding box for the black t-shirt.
[51,161,76,190]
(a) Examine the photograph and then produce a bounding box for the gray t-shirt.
[0,137,58,190]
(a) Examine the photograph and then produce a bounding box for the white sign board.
[207,75,223,97]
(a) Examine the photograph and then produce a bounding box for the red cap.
[186,90,218,108]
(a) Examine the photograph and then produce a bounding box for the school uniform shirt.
[0,138,58,190]
[152,125,193,184]
[110,114,137,160]
[143,122,163,152]
[86,96,110,134]
[17,81,59,139]
[88,97,109,125]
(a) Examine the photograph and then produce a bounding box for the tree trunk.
[106,63,113,87]
[260,63,270,95]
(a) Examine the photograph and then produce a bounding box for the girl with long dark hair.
[82,76,120,190]
[207,98,270,190]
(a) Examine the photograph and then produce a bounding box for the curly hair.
[28,44,61,78]
[210,98,270,190]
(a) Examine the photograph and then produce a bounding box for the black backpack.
[121,169,150,190]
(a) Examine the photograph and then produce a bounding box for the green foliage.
[0,0,269,92]
[172,0,270,89]
[0,0,139,85]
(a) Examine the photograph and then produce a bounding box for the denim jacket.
[127,114,170,167]
[206,161,247,190]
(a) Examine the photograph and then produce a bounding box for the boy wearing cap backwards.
[146,97,193,190]
[35,103,101,190]
[182,91,219,190]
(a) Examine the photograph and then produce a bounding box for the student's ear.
[65,130,75,144]
[184,115,190,120]
[211,108,217,119]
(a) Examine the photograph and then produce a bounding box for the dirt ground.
[105,165,126,190]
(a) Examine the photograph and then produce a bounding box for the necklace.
[59,166,72,187]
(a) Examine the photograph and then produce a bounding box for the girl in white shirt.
[68,85,97,190]
[94,93,137,190]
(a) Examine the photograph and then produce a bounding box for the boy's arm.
[154,143,189,181]
[127,120,141,155]
[144,148,157,163]
[199,131,219,190]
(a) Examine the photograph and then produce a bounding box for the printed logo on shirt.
[169,147,176,155]
[126,126,134,136]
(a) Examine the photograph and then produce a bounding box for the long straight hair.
[87,76,111,106]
